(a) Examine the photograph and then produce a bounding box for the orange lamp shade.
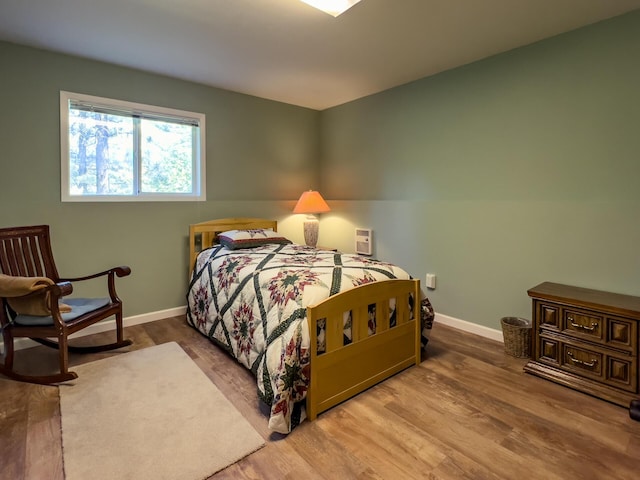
[293,190,330,214]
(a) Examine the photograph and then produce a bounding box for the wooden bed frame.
[188,217,421,422]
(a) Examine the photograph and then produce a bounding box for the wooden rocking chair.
[0,225,132,384]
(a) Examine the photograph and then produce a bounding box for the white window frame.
[60,91,206,202]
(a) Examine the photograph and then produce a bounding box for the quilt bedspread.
[186,243,432,434]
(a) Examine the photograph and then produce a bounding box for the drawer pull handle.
[567,351,597,368]
[568,317,598,331]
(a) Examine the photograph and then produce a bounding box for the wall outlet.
[426,273,436,289]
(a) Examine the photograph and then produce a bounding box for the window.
[60,91,206,202]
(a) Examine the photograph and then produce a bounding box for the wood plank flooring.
[1,316,639,479]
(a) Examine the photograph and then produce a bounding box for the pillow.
[217,229,291,250]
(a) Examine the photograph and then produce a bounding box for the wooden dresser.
[524,282,640,414]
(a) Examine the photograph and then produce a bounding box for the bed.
[186,218,433,434]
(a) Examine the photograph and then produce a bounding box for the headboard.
[188,217,278,277]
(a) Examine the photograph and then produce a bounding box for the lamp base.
[303,217,319,247]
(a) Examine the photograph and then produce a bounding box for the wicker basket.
[501,317,532,358]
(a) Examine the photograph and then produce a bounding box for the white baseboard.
[6,307,501,353]
[434,312,504,343]
[10,306,187,352]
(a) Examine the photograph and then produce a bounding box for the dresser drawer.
[537,301,638,354]
[561,309,637,354]
[563,308,603,341]
[536,332,637,393]
[562,344,603,381]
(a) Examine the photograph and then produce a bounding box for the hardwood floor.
[2,317,639,479]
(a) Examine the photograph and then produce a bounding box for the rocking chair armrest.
[47,281,74,298]
[59,266,132,282]
[60,266,130,303]
[45,282,73,316]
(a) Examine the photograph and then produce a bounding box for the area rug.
[59,342,265,480]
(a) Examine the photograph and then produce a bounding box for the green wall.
[320,11,640,331]
[0,42,321,316]
[2,10,639,333]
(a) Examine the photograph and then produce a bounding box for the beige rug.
[59,342,265,480]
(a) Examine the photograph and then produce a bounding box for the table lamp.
[293,190,330,247]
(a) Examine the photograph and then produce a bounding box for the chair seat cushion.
[14,297,111,326]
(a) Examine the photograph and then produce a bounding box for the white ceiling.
[1,0,639,110]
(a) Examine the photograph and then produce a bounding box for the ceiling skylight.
[300,0,362,17]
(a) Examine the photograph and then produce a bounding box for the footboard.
[306,279,421,420]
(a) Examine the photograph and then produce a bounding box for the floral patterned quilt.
[186,243,433,434]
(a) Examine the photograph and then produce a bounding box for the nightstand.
[524,282,640,419]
